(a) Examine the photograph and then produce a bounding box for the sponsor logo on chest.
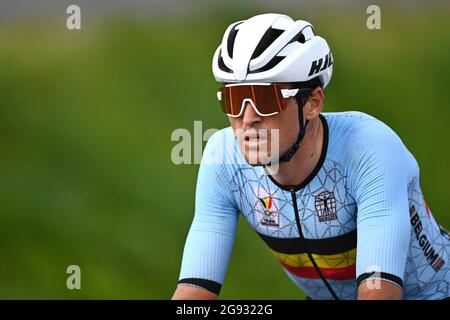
[314,191,338,222]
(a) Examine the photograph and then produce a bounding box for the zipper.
[290,188,340,300]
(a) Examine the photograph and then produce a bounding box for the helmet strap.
[277,91,310,163]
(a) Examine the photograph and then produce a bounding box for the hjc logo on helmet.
[308,52,333,77]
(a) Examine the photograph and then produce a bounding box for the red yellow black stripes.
[259,197,273,209]
[257,230,357,280]
[273,248,356,280]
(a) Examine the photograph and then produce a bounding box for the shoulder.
[323,111,412,161]
[202,127,234,160]
[323,111,418,180]
[196,127,246,209]
[202,126,244,166]
[323,111,396,146]
[199,126,250,188]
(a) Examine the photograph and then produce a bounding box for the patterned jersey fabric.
[177,111,450,300]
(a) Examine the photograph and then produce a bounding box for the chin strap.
[277,91,310,163]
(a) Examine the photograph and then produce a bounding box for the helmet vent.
[303,26,315,41]
[251,27,284,60]
[295,32,306,44]
[249,56,285,73]
[227,23,242,59]
[218,50,232,73]
[289,26,314,44]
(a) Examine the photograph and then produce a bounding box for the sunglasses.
[216,83,310,118]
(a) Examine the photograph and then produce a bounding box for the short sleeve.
[347,120,415,288]
[177,130,240,294]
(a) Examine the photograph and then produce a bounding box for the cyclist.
[172,13,450,300]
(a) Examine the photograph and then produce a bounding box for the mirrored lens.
[253,84,285,115]
[219,84,288,117]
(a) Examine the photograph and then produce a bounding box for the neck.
[267,116,324,188]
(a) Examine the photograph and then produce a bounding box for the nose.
[241,101,262,127]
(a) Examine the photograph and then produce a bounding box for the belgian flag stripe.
[280,261,356,280]
[271,248,356,269]
[256,229,357,255]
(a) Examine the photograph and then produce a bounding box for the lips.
[244,130,260,141]
[243,130,268,148]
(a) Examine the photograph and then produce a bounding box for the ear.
[304,87,324,121]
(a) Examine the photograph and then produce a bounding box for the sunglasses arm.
[280,88,299,98]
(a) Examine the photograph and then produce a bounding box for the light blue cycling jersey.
[177,111,450,300]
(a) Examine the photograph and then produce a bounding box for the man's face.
[228,84,301,166]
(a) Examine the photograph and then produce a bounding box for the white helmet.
[212,13,333,88]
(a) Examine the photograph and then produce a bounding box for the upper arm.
[348,120,414,296]
[176,131,239,296]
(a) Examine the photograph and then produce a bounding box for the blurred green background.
[0,1,449,299]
